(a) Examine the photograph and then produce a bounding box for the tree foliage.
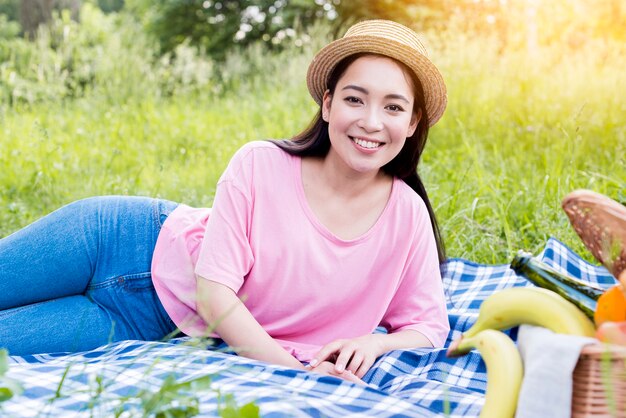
[20,0,54,38]
[332,0,452,32]
[128,0,333,59]
[4,0,625,62]
[97,0,124,13]
[0,0,18,20]
[8,0,80,39]
[127,0,457,58]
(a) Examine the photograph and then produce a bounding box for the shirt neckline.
[292,154,398,245]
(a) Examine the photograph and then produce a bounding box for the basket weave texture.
[572,344,626,417]
[562,190,626,279]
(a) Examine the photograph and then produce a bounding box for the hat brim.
[306,35,447,127]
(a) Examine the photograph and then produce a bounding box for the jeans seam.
[153,199,161,237]
[87,272,152,291]
[155,199,178,229]
[0,299,60,317]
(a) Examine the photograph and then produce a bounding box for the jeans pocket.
[88,273,177,340]
[155,199,179,228]
[117,272,154,292]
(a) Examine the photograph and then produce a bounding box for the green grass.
[1,28,625,265]
[427,33,626,262]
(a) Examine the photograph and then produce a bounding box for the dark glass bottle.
[510,251,604,319]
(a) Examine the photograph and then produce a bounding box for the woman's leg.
[0,199,102,310]
[83,196,180,344]
[1,295,119,355]
[0,196,179,355]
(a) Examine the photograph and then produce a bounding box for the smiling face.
[321,55,421,177]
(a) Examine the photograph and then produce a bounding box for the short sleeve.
[194,146,256,291]
[379,204,450,347]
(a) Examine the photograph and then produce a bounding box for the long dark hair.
[273,53,446,265]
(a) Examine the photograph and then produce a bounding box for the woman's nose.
[357,108,383,132]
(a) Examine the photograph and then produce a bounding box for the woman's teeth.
[352,138,381,149]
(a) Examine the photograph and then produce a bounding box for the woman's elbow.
[195,276,232,322]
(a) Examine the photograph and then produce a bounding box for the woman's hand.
[307,360,365,384]
[309,334,386,379]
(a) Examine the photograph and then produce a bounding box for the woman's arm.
[196,277,367,384]
[310,329,433,378]
[196,276,305,370]
[378,328,434,351]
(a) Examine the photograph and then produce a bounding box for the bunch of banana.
[446,286,596,418]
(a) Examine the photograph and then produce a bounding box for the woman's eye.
[386,104,405,112]
[344,96,362,104]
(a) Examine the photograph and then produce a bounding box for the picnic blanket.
[2,237,618,417]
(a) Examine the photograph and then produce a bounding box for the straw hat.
[306,20,447,127]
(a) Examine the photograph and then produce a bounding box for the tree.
[56,0,80,21]
[97,0,124,13]
[129,0,332,59]
[20,0,53,38]
[330,0,454,34]
[19,0,80,39]
[0,0,19,21]
[125,0,457,60]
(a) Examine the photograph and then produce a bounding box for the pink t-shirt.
[151,141,449,361]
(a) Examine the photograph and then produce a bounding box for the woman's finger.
[340,370,365,385]
[346,351,364,375]
[355,356,375,379]
[311,361,365,385]
[309,340,343,367]
[333,345,356,373]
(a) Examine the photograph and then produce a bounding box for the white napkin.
[515,325,597,418]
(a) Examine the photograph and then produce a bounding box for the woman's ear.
[322,90,332,122]
[407,108,422,137]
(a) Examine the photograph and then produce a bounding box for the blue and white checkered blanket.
[2,238,617,417]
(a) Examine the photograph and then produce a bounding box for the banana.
[458,286,596,341]
[449,329,523,418]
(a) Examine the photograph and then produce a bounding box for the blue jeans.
[0,196,180,355]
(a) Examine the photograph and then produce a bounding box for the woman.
[0,20,449,383]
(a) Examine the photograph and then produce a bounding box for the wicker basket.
[572,343,626,417]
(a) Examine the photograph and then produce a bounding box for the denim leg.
[0,199,101,309]
[0,296,118,355]
[0,196,179,355]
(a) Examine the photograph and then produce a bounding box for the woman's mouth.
[350,137,383,150]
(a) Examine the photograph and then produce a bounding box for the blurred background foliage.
[1,0,625,261]
[1,0,625,109]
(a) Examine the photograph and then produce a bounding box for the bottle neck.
[511,250,604,300]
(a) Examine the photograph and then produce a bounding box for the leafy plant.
[0,349,23,403]
[17,337,261,417]
[133,374,209,417]
[0,13,20,39]
[218,392,260,418]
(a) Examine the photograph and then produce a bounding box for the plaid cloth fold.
[2,237,616,417]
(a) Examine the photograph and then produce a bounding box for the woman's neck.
[301,155,393,240]
[314,154,390,198]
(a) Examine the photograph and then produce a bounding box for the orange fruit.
[594,284,626,327]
